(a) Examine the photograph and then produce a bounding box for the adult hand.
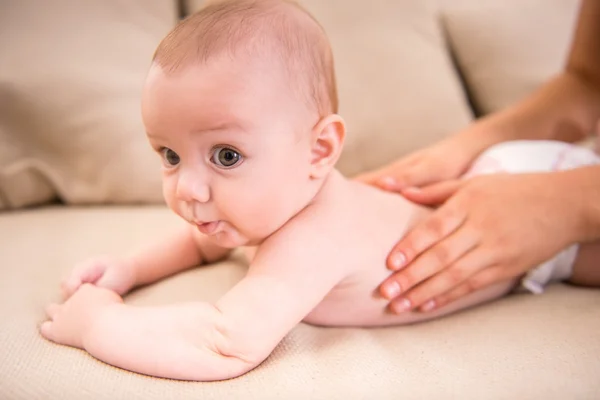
[379,171,584,313]
[355,121,501,192]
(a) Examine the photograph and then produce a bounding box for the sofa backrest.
[0,0,580,210]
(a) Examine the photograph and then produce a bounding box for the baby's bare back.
[297,173,516,328]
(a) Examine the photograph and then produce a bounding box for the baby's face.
[142,57,317,247]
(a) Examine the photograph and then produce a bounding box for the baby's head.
[142,0,345,247]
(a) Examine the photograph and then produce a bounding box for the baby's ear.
[309,114,346,179]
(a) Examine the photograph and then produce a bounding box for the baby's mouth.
[195,220,221,235]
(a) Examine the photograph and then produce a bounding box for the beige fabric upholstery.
[2,0,599,398]
[0,1,177,210]
[1,207,599,399]
[441,0,581,115]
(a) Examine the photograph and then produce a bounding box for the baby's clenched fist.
[61,257,136,299]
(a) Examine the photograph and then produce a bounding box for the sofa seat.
[1,206,599,399]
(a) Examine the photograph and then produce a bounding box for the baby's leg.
[569,241,600,287]
[567,122,600,286]
[518,238,600,295]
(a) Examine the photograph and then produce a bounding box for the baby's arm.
[62,221,230,297]
[127,221,230,288]
[47,215,345,381]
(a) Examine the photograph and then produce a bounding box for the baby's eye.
[160,147,180,166]
[211,147,243,168]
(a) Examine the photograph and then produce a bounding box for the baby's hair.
[153,0,338,116]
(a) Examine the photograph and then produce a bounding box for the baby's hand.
[42,283,123,350]
[61,256,136,299]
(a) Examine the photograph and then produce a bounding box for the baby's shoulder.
[248,204,347,277]
[325,177,425,226]
[263,176,423,253]
[250,177,427,280]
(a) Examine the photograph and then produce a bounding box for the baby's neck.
[304,169,344,208]
[247,169,344,248]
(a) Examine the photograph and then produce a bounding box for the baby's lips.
[196,220,221,235]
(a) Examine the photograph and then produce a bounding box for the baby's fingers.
[61,277,82,300]
[45,303,60,320]
[61,262,105,299]
[41,303,61,341]
[40,321,55,341]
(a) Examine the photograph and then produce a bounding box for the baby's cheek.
[230,190,274,226]
[161,179,178,209]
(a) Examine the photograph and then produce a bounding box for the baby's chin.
[202,224,264,248]
[205,230,249,248]
[207,230,274,249]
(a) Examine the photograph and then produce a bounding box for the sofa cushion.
[1,206,599,398]
[0,1,177,210]
[440,0,581,115]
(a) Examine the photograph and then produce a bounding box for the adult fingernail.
[393,298,411,313]
[420,300,436,312]
[390,253,406,270]
[383,282,401,299]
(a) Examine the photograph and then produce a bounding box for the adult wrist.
[455,116,512,158]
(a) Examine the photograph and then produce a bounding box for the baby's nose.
[176,172,210,203]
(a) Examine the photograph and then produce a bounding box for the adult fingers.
[380,226,479,301]
[375,160,447,193]
[425,267,507,311]
[386,200,467,271]
[399,248,496,312]
[355,156,420,189]
[401,179,463,206]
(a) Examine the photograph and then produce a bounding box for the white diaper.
[519,245,579,294]
[464,140,600,294]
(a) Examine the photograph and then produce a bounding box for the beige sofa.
[1,0,599,398]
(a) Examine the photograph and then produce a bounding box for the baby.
[40,0,600,381]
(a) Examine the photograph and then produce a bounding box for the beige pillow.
[183,0,475,177]
[440,0,581,115]
[0,0,177,210]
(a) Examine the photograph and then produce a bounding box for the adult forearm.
[484,72,600,144]
[481,0,600,145]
